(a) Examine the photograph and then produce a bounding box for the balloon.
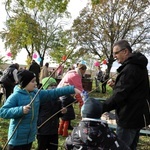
[37,57,42,62]
[7,52,12,57]
[32,53,37,59]
[103,59,107,65]
[81,60,86,65]
[94,61,100,66]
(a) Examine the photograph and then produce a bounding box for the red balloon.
[103,59,107,65]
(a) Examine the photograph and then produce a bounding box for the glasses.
[113,48,126,55]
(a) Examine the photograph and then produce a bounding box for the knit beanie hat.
[81,97,103,119]
[42,77,57,90]
[17,70,36,88]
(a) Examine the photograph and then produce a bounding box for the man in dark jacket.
[102,39,150,150]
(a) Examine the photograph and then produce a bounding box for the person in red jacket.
[57,63,87,108]
[57,63,87,130]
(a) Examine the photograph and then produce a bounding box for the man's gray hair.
[113,39,132,52]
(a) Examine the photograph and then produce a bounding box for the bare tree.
[70,0,150,75]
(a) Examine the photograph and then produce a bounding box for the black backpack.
[71,121,117,149]
[0,67,15,85]
[65,121,130,150]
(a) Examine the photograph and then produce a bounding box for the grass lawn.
[0,83,150,149]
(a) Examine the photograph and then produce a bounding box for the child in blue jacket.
[0,70,81,150]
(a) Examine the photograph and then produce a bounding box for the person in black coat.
[37,77,67,150]
[29,60,41,87]
[0,63,19,99]
[65,98,130,150]
[95,66,103,92]
[101,70,109,93]
[103,39,150,150]
[58,91,76,137]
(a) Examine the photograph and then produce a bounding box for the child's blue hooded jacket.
[0,85,75,146]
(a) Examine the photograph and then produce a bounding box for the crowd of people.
[0,39,149,150]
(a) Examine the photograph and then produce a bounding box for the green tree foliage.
[32,10,70,66]
[50,29,81,66]
[4,0,70,14]
[0,56,8,69]
[0,12,42,60]
[0,0,71,66]
[71,0,150,75]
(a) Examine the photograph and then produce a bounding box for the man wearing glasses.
[102,39,150,150]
